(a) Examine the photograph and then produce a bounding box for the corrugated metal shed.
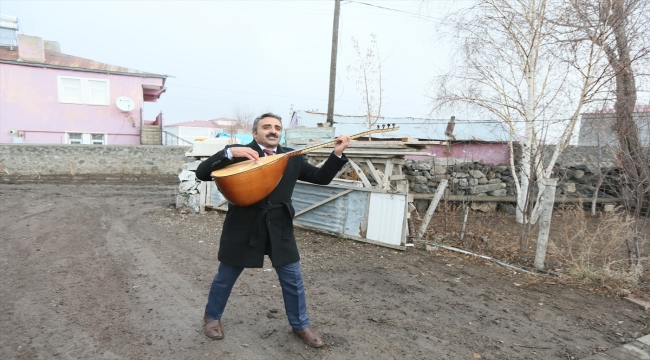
[289,110,510,142]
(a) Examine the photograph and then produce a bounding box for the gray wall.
[542,145,617,170]
[579,112,650,147]
[0,144,192,177]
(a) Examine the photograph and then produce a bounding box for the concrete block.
[178,169,196,182]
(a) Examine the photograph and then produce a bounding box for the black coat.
[195,141,348,268]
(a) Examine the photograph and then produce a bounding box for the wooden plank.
[417,179,448,238]
[294,189,354,217]
[334,163,351,179]
[383,159,394,190]
[347,159,372,188]
[364,158,385,186]
[198,181,208,213]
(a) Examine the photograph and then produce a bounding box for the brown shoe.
[292,327,324,348]
[204,315,224,340]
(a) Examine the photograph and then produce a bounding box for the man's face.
[253,117,282,148]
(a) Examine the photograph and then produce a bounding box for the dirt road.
[1,182,647,359]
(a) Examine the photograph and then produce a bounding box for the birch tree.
[431,0,610,225]
[348,34,384,138]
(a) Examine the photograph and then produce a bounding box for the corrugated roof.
[289,111,510,141]
[166,118,250,128]
[0,47,167,78]
[166,120,224,128]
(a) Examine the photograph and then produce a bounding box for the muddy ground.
[1,182,648,360]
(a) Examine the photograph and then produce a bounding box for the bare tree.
[232,104,256,133]
[569,0,650,265]
[430,0,611,227]
[347,34,384,138]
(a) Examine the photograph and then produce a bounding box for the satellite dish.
[116,96,135,112]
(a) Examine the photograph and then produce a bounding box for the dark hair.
[252,113,282,132]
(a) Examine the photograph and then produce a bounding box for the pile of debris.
[176,160,203,212]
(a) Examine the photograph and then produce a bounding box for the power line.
[165,82,429,106]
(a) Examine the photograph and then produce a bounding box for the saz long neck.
[285,127,399,158]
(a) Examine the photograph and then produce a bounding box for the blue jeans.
[204,261,311,330]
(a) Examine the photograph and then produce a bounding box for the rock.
[459,178,468,187]
[488,179,502,184]
[411,184,430,193]
[562,182,576,193]
[454,172,470,178]
[573,170,585,179]
[498,203,517,214]
[415,176,428,184]
[429,174,450,181]
[468,183,504,194]
[471,202,496,212]
[413,162,433,171]
[468,178,478,186]
[469,170,486,178]
[488,189,507,196]
[485,171,496,180]
[478,178,488,185]
[431,166,448,175]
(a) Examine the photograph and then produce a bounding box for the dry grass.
[418,201,650,293]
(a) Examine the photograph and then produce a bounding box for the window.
[65,133,108,145]
[67,133,82,144]
[60,78,82,103]
[91,134,105,145]
[58,76,109,105]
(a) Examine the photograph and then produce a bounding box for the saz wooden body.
[210,125,399,207]
[211,153,290,207]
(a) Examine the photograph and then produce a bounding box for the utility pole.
[326,0,341,127]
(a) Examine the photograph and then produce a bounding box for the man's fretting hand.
[333,135,351,157]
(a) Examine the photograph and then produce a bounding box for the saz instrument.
[211,124,400,207]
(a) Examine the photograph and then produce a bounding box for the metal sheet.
[292,184,350,233]
[366,193,407,246]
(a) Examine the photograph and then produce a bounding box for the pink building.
[0,34,168,145]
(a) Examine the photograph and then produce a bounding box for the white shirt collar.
[257,143,277,154]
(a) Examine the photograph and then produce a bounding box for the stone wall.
[0,144,192,177]
[406,145,622,212]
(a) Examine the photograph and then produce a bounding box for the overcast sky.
[3,0,454,125]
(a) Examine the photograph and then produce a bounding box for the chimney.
[44,40,60,52]
[17,34,44,63]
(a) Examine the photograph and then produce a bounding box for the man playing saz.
[195,112,351,347]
